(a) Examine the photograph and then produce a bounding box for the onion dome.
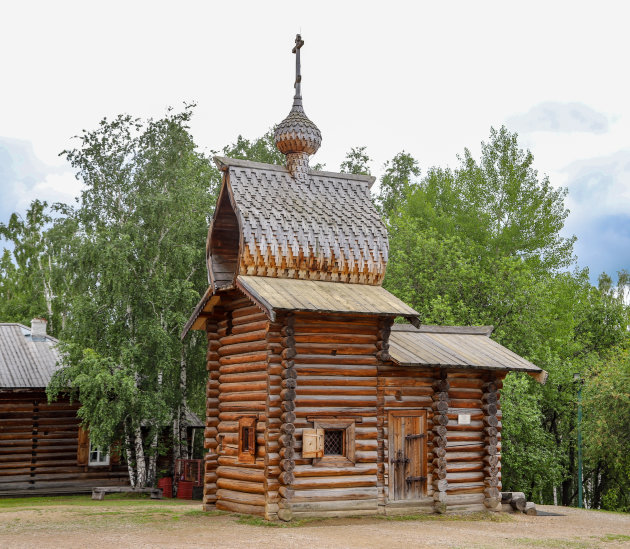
[275,34,322,182]
[274,98,322,156]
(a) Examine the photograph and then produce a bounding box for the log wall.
[202,295,510,519]
[0,391,127,496]
[288,312,380,519]
[444,372,504,513]
[377,366,506,514]
[205,295,270,516]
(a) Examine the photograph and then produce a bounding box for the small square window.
[311,419,356,467]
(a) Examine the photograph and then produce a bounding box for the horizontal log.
[291,487,378,503]
[220,329,268,347]
[218,391,266,403]
[217,477,265,495]
[502,491,525,502]
[232,319,268,335]
[215,499,265,516]
[219,372,267,384]
[216,466,265,483]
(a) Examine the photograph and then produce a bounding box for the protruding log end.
[528,370,549,385]
[524,501,537,515]
[277,507,293,522]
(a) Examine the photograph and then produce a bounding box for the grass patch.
[235,510,513,528]
[602,534,630,542]
[377,511,513,523]
[0,494,196,510]
[513,538,593,549]
[235,514,327,528]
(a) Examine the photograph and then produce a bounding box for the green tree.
[340,146,371,175]
[222,130,285,165]
[0,199,71,334]
[375,152,420,218]
[583,347,630,511]
[48,105,217,487]
[380,127,623,505]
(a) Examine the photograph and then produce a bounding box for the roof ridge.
[392,324,494,336]
[214,156,376,185]
[0,323,60,343]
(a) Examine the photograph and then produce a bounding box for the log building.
[0,320,128,496]
[182,35,546,520]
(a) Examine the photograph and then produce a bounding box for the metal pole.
[577,381,583,509]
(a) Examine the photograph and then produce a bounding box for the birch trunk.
[134,426,147,487]
[124,424,137,488]
[147,429,159,486]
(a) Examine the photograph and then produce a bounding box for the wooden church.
[182,35,546,521]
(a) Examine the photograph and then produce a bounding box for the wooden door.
[389,411,427,501]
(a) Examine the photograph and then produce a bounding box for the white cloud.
[507,102,610,135]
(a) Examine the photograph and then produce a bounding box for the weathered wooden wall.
[286,312,380,519]
[202,295,508,519]
[0,391,127,496]
[204,294,270,516]
[376,365,505,514]
[377,364,436,513]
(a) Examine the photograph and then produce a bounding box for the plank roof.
[0,323,61,389]
[389,324,542,373]
[212,156,388,285]
[236,275,418,321]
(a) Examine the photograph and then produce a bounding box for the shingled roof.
[389,324,546,382]
[0,323,61,389]
[207,157,389,288]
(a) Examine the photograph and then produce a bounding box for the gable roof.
[208,157,388,287]
[389,324,543,375]
[0,323,61,389]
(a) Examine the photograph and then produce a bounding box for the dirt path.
[0,498,629,549]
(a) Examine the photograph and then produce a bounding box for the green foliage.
[583,348,630,512]
[381,126,629,508]
[0,200,55,331]
[340,146,372,175]
[501,373,562,493]
[46,104,217,485]
[222,130,285,166]
[375,152,420,217]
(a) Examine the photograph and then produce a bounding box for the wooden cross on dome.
[292,34,304,98]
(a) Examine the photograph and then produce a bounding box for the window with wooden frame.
[309,419,356,466]
[89,440,110,466]
[238,416,257,463]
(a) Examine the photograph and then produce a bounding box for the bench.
[91,486,163,500]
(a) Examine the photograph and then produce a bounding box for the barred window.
[324,429,344,456]
[311,419,356,466]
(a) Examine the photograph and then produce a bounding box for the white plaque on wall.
[458,413,471,425]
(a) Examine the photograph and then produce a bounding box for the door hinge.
[405,433,425,440]
[406,476,427,484]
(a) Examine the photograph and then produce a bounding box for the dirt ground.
[0,496,629,549]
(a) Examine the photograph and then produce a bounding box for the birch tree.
[48,105,218,486]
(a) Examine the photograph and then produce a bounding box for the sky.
[1,0,629,282]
